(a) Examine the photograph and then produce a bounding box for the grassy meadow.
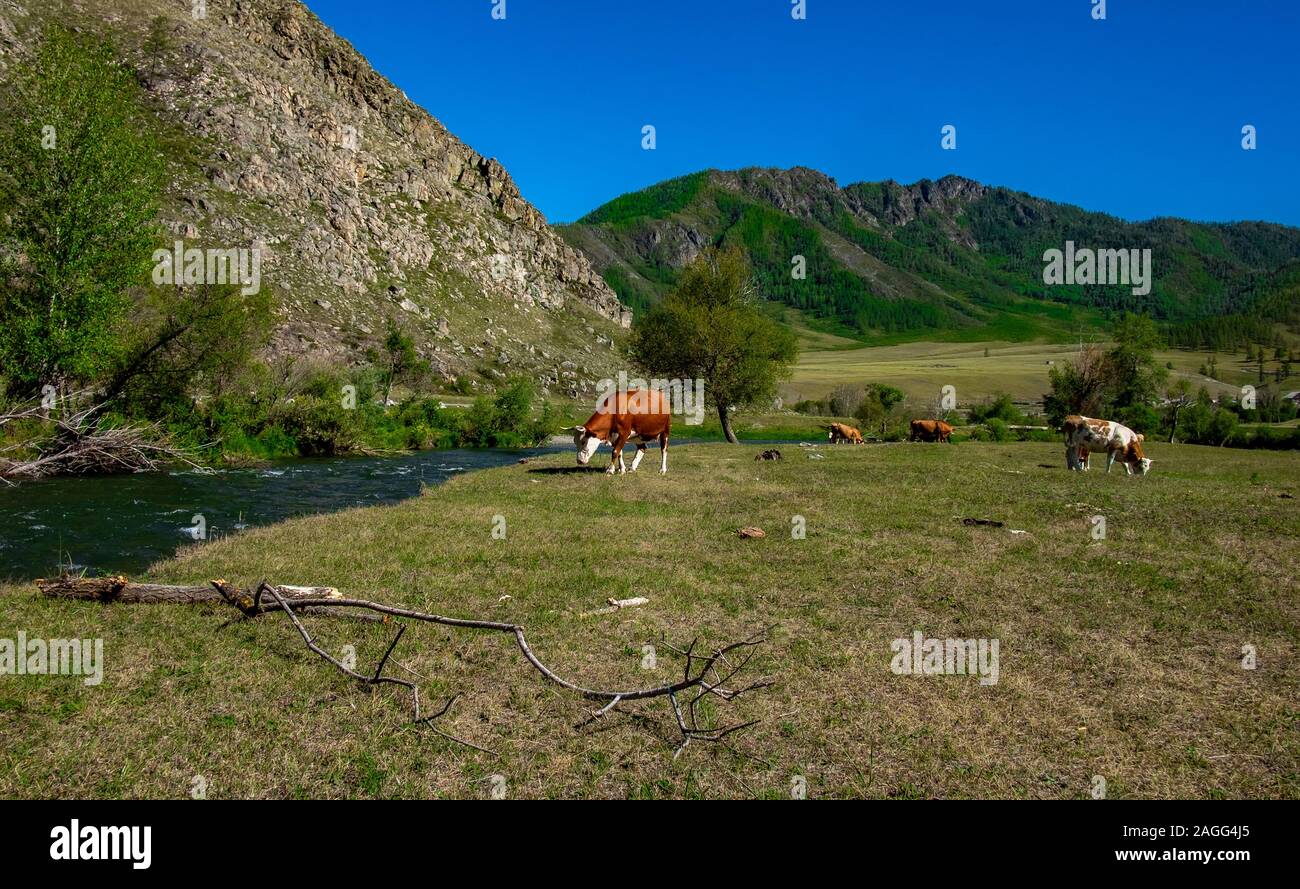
[2,440,1297,799]
[784,338,1250,405]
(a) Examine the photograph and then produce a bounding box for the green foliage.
[568,170,1300,344]
[370,320,427,404]
[967,391,1024,425]
[271,397,357,457]
[715,194,948,334]
[600,264,655,316]
[972,417,1013,442]
[0,27,163,394]
[1044,314,1169,426]
[459,378,555,448]
[578,172,708,226]
[627,247,798,441]
[112,281,273,418]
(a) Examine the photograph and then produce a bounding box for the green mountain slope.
[559,167,1300,347]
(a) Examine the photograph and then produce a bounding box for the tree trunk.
[717,403,738,444]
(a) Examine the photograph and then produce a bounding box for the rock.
[738,527,766,538]
[40,0,630,382]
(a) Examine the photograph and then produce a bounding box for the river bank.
[2,441,1296,798]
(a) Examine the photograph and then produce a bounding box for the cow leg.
[659,433,669,474]
[1105,450,1116,474]
[608,431,626,475]
[630,441,646,472]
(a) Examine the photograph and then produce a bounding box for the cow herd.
[566,389,1153,477]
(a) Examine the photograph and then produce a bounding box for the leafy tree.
[627,247,797,443]
[1043,343,1108,425]
[109,281,271,420]
[1106,313,1167,411]
[0,27,162,397]
[370,321,426,405]
[854,383,905,435]
[968,391,1024,425]
[1044,315,1168,426]
[460,378,550,447]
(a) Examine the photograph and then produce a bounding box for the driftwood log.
[37,576,771,758]
[37,576,339,606]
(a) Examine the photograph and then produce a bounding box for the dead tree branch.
[0,392,207,481]
[39,575,771,756]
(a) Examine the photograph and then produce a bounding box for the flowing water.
[0,445,564,580]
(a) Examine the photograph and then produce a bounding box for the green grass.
[786,339,1261,404]
[2,442,1297,798]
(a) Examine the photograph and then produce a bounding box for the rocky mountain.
[0,0,630,397]
[560,166,1300,346]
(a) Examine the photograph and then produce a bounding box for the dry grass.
[1,441,1297,798]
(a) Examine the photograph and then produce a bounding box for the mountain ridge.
[560,166,1300,348]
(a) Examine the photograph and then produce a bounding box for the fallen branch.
[37,576,339,607]
[1,393,206,480]
[40,576,772,757]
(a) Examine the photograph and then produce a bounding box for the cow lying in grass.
[566,388,671,475]
[827,422,864,444]
[1062,415,1152,475]
[910,419,953,442]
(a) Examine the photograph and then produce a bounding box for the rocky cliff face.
[0,0,629,396]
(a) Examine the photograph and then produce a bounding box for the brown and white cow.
[567,388,671,475]
[910,419,954,442]
[827,422,864,444]
[1061,415,1152,475]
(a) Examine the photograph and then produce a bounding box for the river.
[0,445,566,580]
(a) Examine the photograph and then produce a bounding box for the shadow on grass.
[525,466,606,475]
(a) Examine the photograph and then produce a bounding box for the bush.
[967,392,1023,425]
[272,397,356,456]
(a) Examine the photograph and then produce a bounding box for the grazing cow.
[827,422,864,444]
[1061,415,1152,475]
[910,419,954,442]
[567,388,670,475]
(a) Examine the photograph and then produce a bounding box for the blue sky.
[302,0,1298,226]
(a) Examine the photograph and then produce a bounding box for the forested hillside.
[560,167,1300,349]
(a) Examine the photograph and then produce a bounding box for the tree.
[854,383,905,435]
[828,383,864,418]
[1163,379,1193,443]
[374,321,426,405]
[627,247,797,443]
[1106,313,1167,411]
[1043,343,1107,425]
[1044,315,1168,428]
[108,281,272,420]
[0,28,162,398]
